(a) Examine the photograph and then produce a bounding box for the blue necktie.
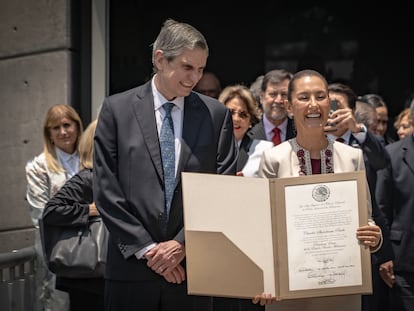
[160,102,175,226]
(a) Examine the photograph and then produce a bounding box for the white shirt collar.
[327,129,352,143]
[151,76,184,112]
[263,115,288,139]
[56,147,79,178]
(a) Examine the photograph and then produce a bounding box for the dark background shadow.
[109,3,414,121]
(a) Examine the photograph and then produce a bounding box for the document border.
[270,171,372,299]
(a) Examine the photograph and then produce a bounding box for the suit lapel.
[248,121,267,141]
[349,134,360,148]
[132,84,164,181]
[177,94,204,184]
[237,136,251,171]
[402,137,414,174]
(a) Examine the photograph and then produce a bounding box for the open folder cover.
[182,171,372,301]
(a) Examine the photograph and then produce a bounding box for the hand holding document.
[182,171,372,301]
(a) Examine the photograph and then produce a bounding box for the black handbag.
[39,216,108,278]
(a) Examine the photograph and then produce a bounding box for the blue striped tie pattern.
[160,102,175,226]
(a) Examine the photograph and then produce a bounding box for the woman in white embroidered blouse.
[254,70,382,311]
[25,104,83,311]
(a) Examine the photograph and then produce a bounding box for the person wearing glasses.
[217,83,272,309]
[248,69,296,146]
[218,84,273,178]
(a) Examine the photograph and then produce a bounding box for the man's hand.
[325,107,359,133]
[145,240,185,275]
[379,260,395,288]
[163,264,186,284]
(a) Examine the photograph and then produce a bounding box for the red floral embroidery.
[293,138,334,175]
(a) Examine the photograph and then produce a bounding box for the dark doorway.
[109,3,414,119]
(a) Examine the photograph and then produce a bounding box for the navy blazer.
[93,81,238,281]
[349,131,394,265]
[376,135,414,272]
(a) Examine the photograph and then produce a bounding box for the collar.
[151,76,184,112]
[55,147,78,163]
[263,115,288,137]
[291,138,334,175]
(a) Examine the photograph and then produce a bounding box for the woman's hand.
[89,202,100,216]
[356,222,382,251]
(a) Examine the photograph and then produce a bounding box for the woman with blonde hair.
[394,107,414,140]
[25,103,83,311]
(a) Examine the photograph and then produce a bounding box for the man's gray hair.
[151,19,208,74]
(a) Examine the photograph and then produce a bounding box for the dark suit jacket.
[348,131,394,265]
[93,81,238,281]
[236,134,251,172]
[376,135,414,272]
[247,116,295,142]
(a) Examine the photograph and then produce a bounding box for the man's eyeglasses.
[229,109,250,119]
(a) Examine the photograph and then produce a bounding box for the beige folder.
[182,171,372,301]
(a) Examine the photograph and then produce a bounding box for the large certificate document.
[182,171,372,301]
[271,173,372,300]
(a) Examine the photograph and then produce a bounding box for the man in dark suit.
[327,83,394,311]
[376,102,414,311]
[93,19,238,311]
[247,69,296,144]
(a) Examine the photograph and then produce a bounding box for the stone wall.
[0,0,84,252]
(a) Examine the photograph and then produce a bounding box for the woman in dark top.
[43,120,104,311]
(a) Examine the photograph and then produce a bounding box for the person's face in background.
[375,106,389,137]
[287,75,330,134]
[396,115,414,140]
[49,117,79,154]
[225,97,252,142]
[153,48,207,100]
[194,72,221,99]
[260,79,289,125]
